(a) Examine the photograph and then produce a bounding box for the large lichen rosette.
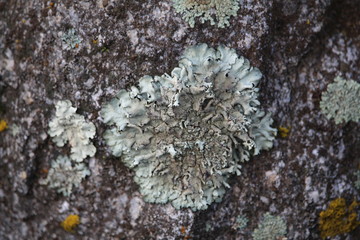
[101,44,276,210]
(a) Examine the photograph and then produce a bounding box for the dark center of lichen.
[152,97,234,183]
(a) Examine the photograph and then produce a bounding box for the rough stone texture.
[0,0,359,239]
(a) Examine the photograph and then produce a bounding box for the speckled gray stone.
[0,0,359,239]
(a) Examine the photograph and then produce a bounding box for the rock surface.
[0,0,359,239]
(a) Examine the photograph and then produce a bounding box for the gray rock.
[0,0,359,239]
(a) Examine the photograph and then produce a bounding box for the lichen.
[61,28,82,49]
[61,214,80,232]
[205,222,213,232]
[39,155,90,196]
[355,170,360,190]
[172,0,240,28]
[320,76,360,124]
[232,215,248,230]
[252,213,287,240]
[48,100,96,162]
[278,126,290,138]
[101,44,276,210]
[0,119,8,132]
[9,124,21,136]
[319,198,360,239]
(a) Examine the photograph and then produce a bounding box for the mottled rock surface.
[0,0,359,239]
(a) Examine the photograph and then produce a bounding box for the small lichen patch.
[62,29,82,49]
[61,214,80,232]
[101,44,276,210]
[278,126,290,138]
[48,100,96,162]
[9,124,21,136]
[232,215,248,230]
[319,198,359,239]
[0,120,8,132]
[320,76,360,124]
[19,171,27,180]
[39,155,90,196]
[355,170,360,190]
[252,213,287,240]
[205,222,212,232]
[172,0,240,28]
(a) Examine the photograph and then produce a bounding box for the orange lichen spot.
[75,43,79,48]
[40,168,49,174]
[319,198,360,239]
[61,214,80,232]
[0,120,8,132]
[180,226,186,234]
[278,126,290,138]
[180,226,191,239]
[49,2,55,8]
[92,39,98,44]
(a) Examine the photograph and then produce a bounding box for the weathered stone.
[0,0,359,239]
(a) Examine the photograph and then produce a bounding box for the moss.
[319,198,360,239]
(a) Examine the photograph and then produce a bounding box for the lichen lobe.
[102,44,276,210]
[48,100,96,162]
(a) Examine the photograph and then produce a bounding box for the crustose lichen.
[61,214,81,232]
[0,119,8,132]
[101,44,277,210]
[319,198,359,239]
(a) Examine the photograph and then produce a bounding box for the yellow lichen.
[61,214,80,232]
[0,120,8,132]
[278,126,290,138]
[319,198,359,239]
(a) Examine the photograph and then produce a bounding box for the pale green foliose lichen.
[48,100,96,162]
[101,44,276,211]
[62,28,82,49]
[172,0,240,28]
[320,76,360,124]
[39,155,90,196]
[252,213,287,240]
